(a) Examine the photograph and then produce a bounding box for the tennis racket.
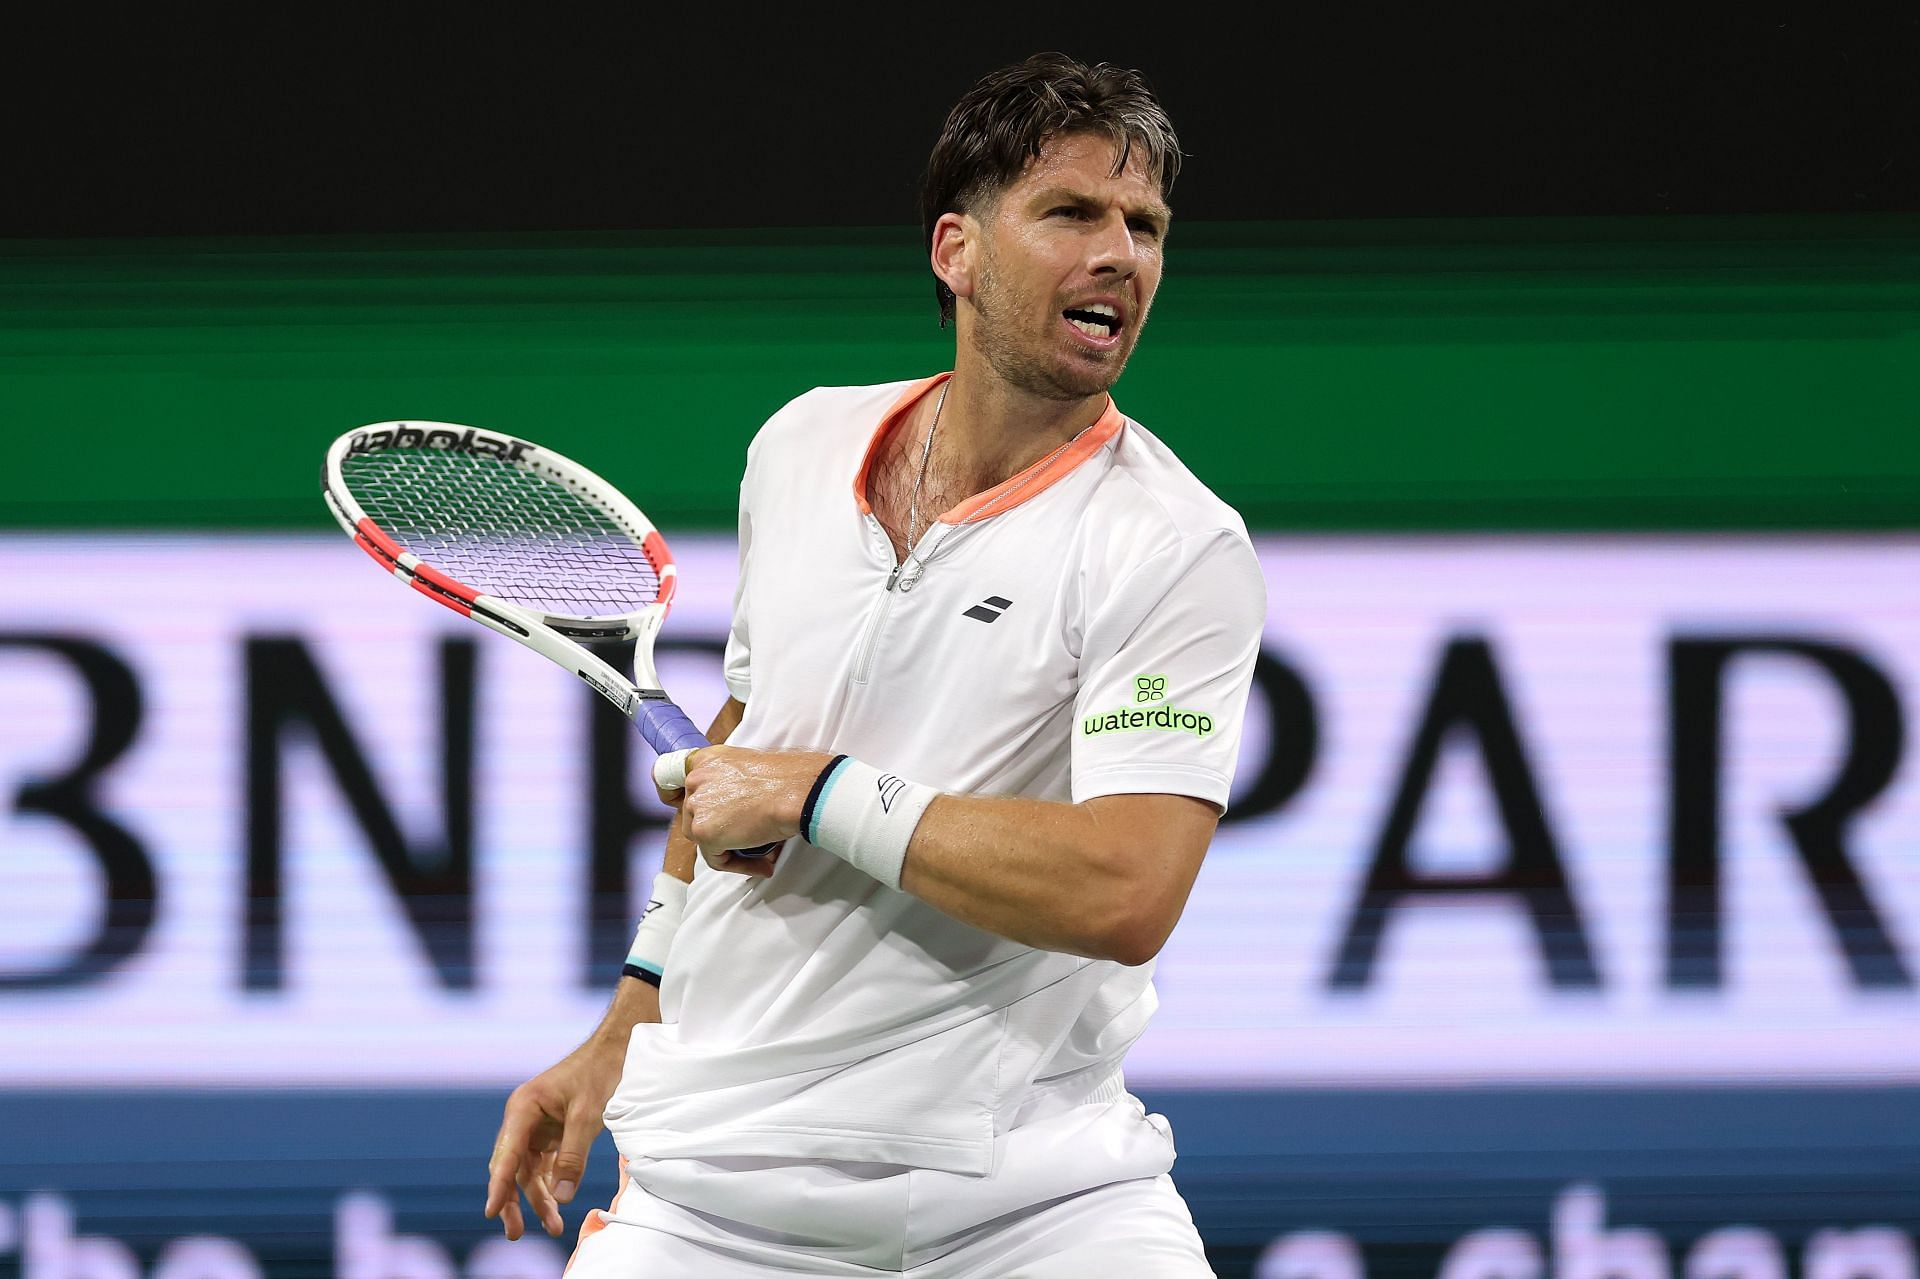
[321,420,777,857]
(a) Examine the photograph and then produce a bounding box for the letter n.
[244,636,476,989]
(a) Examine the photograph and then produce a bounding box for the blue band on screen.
[801,755,851,845]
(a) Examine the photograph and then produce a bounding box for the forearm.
[618,796,700,988]
[660,804,700,884]
[898,795,1129,960]
[587,972,662,1051]
[682,742,1220,963]
[581,817,681,1055]
[897,790,1216,966]
[556,800,698,1116]
[579,775,719,1077]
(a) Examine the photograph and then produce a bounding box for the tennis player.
[486,53,1265,1277]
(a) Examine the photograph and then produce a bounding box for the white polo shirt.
[603,374,1266,1175]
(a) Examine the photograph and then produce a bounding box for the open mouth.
[1062,302,1121,342]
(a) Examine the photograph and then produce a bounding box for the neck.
[931,353,1110,493]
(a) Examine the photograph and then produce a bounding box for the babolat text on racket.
[322,420,777,857]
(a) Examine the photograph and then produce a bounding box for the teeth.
[1069,318,1107,338]
[1086,303,1118,318]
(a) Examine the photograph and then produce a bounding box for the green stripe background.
[3,216,1914,531]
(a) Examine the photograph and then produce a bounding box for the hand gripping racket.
[322,420,778,857]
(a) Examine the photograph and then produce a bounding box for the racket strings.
[341,447,661,617]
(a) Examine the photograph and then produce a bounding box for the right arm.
[482,696,746,1240]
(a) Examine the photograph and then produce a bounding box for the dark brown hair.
[920,53,1182,326]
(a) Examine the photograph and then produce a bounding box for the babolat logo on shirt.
[1084,675,1214,738]
[348,425,531,460]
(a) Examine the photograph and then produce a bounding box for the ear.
[930,211,976,304]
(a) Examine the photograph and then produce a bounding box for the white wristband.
[800,756,937,890]
[623,871,688,985]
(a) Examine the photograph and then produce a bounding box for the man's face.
[962,131,1170,402]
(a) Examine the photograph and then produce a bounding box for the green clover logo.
[1135,673,1167,703]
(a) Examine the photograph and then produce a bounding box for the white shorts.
[565,1099,1215,1278]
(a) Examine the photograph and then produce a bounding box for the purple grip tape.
[637,698,781,859]
[637,699,711,756]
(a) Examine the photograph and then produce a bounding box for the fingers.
[487,1089,556,1240]
[652,748,697,793]
[520,1156,565,1238]
[484,1185,524,1242]
[484,1133,527,1240]
[705,848,780,879]
[548,1101,601,1208]
[517,1101,601,1237]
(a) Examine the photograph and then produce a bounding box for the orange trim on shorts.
[851,372,1125,525]
[562,1158,633,1277]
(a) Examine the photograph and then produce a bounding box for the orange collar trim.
[851,372,1125,526]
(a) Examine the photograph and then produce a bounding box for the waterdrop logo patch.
[1085,675,1214,737]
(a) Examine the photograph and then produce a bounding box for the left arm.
[672,750,1219,966]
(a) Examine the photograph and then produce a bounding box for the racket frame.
[324,420,780,856]
[322,420,678,721]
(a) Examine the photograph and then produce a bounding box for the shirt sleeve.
[720,476,754,703]
[1070,529,1267,809]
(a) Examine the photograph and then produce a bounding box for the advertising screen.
[5,534,1915,1086]
[2,533,1915,1278]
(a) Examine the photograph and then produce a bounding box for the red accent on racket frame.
[640,531,673,571]
[642,531,677,612]
[353,518,478,617]
[353,533,398,572]
[407,560,479,617]
[356,518,407,563]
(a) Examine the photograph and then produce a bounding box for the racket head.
[322,421,678,639]
[322,420,778,859]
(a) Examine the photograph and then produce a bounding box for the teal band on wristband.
[806,757,937,890]
[804,755,852,845]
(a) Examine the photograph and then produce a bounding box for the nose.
[1088,211,1142,278]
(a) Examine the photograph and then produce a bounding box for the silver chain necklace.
[903,385,1100,572]
[904,382,948,553]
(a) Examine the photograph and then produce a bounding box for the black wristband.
[621,963,663,988]
[799,753,849,845]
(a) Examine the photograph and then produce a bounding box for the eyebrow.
[1029,186,1173,228]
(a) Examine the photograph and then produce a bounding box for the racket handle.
[636,698,711,757]
[637,698,782,860]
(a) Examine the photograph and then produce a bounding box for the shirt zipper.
[849,418,1105,685]
[850,520,950,683]
[850,565,901,685]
